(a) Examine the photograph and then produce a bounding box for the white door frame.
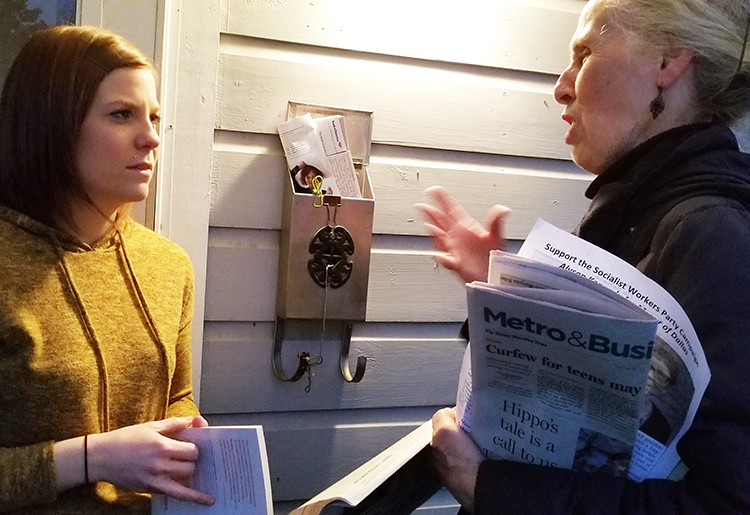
[152,0,220,406]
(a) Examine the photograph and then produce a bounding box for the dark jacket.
[473,123,750,515]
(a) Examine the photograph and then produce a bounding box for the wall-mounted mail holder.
[273,102,375,389]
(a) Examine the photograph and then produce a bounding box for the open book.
[290,421,438,515]
[151,426,273,515]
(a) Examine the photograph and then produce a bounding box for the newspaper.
[517,219,709,480]
[277,113,361,198]
[457,219,709,482]
[460,260,658,476]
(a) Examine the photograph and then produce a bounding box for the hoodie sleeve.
[470,200,750,515]
[0,442,57,511]
[165,260,200,418]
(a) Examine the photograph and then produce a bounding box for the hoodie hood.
[0,204,127,252]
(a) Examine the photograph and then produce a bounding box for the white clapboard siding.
[223,0,582,75]
[206,406,445,501]
[204,229,474,322]
[200,321,465,413]
[204,228,279,322]
[216,49,570,159]
[210,133,591,236]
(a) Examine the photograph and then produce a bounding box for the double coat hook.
[272,318,367,386]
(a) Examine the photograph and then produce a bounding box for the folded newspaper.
[458,219,710,481]
[277,113,362,198]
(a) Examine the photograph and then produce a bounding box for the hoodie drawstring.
[56,242,111,432]
[117,230,171,419]
[53,227,173,431]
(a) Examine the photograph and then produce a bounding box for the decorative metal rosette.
[308,226,354,288]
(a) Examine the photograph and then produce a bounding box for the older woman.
[421,0,750,513]
[0,27,213,512]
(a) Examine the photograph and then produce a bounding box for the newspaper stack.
[458,219,709,482]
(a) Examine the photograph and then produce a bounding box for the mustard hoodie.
[0,205,199,514]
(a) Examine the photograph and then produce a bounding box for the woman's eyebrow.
[102,99,161,113]
[569,29,591,54]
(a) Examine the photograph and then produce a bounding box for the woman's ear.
[658,49,693,89]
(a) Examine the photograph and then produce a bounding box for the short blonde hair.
[595,0,750,123]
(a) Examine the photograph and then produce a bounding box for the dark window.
[1,0,77,87]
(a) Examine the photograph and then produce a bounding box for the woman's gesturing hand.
[88,416,214,505]
[430,407,484,514]
[416,186,511,284]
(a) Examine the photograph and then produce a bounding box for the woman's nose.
[554,65,575,105]
[138,121,161,151]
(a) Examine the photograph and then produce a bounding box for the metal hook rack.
[272,318,367,385]
[273,102,374,390]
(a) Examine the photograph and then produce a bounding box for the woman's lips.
[562,115,575,145]
[127,162,154,179]
[129,162,153,170]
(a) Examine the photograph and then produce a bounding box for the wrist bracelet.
[84,434,89,484]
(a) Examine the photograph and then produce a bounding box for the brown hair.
[595,0,750,123]
[0,25,155,229]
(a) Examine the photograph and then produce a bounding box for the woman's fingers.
[422,224,463,272]
[425,186,472,227]
[485,204,512,249]
[433,254,461,276]
[149,475,215,506]
[160,441,200,468]
[190,416,210,428]
[89,418,208,499]
[431,407,458,438]
[156,458,197,479]
[430,407,480,513]
[150,416,195,436]
[415,202,452,233]
[422,222,449,252]
[424,185,457,215]
[419,186,510,283]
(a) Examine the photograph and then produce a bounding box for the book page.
[152,426,273,515]
[291,421,433,515]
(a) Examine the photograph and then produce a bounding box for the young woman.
[420,0,750,513]
[0,26,213,513]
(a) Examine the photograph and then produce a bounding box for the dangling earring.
[649,86,665,119]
